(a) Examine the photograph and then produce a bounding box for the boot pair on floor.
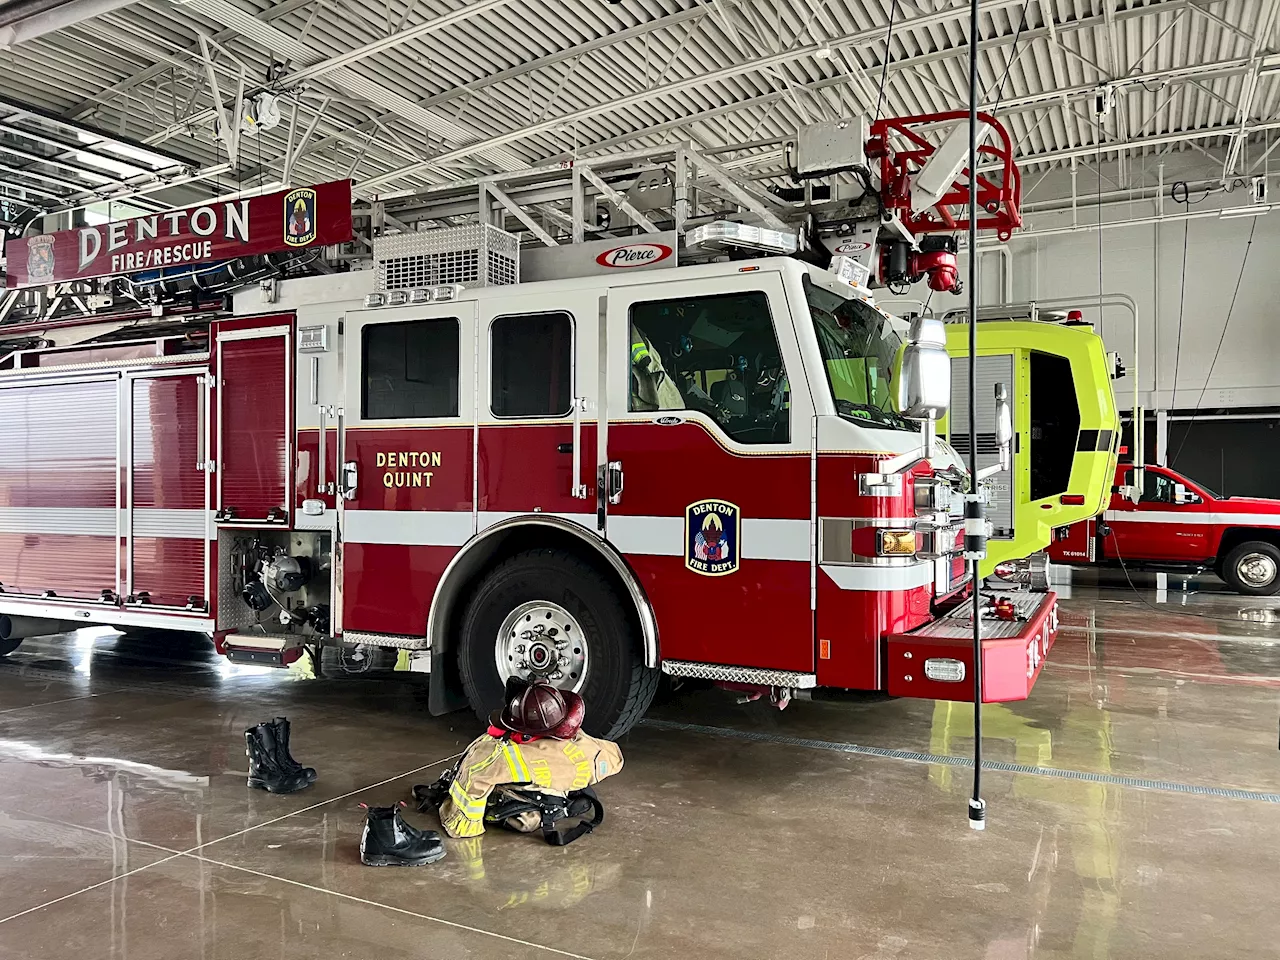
[245,717,316,794]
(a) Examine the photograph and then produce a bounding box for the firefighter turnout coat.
[440,730,624,838]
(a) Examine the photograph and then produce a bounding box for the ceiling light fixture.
[1219,204,1272,219]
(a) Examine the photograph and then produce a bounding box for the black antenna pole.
[966,0,986,831]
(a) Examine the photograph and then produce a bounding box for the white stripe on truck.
[1104,510,1280,527]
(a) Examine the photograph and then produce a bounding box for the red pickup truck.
[1048,464,1280,595]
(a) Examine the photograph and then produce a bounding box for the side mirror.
[1174,483,1197,505]
[897,317,950,421]
[975,382,1013,482]
[993,382,1013,473]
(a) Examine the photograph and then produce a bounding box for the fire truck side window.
[362,318,460,419]
[628,291,789,444]
[491,311,573,418]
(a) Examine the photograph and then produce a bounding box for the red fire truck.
[1048,463,1280,596]
[0,114,1059,737]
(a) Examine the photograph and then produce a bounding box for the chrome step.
[341,630,429,650]
[661,660,818,689]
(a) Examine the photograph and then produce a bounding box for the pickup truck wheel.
[458,548,659,738]
[1222,542,1280,596]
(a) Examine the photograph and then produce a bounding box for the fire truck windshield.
[804,277,917,433]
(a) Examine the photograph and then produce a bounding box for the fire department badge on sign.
[284,187,318,247]
[26,234,56,284]
[685,499,740,576]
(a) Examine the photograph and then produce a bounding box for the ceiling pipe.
[0,0,138,49]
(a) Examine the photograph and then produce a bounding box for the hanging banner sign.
[4,179,353,289]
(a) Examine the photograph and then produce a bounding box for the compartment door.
[0,375,120,600]
[126,370,210,610]
[338,302,476,637]
[215,323,292,524]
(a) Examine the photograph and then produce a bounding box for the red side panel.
[1047,517,1095,563]
[0,378,118,599]
[478,423,597,515]
[130,374,207,607]
[217,332,289,522]
[815,576,932,689]
[607,422,812,673]
[340,425,473,634]
[629,554,812,671]
[342,543,456,635]
[344,426,474,512]
[296,428,338,511]
[0,534,117,598]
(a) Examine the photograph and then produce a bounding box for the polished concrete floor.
[2,571,1279,959]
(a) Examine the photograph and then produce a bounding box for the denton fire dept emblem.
[284,187,317,247]
[26,234,56,284]
[685,499,740,576]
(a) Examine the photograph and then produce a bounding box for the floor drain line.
[638,719,1280,804]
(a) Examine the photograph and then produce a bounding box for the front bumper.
[885,590,1059,702]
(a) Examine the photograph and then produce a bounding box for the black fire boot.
[271,717,317,784]
[359,802,446,866]
[245,722,312,794]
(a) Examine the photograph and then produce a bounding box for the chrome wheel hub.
[496,601,588,693]
[1237,553,1277,588]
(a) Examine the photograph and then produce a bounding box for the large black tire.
[1221,541,1280,596]
[458,548,659,738]
[0,637,22,657]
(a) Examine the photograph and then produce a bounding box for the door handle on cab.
[607,460,624,504]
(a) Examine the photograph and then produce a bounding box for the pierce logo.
[833,240,872,254]
[596,243,673,268]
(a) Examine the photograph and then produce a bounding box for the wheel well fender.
[427,517,659,683]
[1217,527,1280,560]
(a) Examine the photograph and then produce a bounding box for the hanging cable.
[965,0,985,833]
[990,0,1033,111]
[1169,218,1257,469]
[1169,223,1190,413]
[873,0,900,124]
[1096,136,1104,340]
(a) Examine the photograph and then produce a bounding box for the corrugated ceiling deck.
[0,0,1276,211]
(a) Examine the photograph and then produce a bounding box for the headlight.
[877,529,918,556]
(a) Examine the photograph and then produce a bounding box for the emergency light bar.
[364,285,464,308]
[686,220,799,255]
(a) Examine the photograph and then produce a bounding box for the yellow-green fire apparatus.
[941,308,1121,579]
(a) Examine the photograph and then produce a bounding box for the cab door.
[601,269,814,674]
[338,300,476,637]
[1107,467,1209,561]
[476,291,597,532]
